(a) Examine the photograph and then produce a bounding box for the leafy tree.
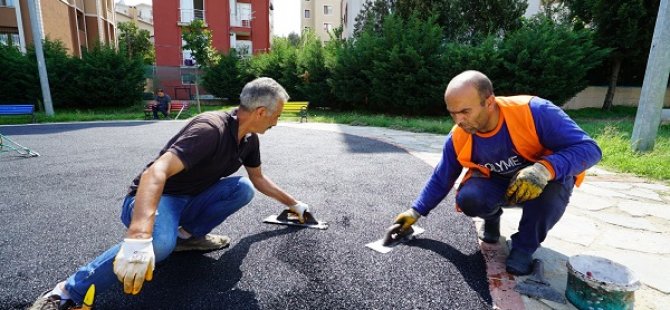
[287,32,301,46]
[26,39,78,107]
[366,14,447,114]
[74,44,145,107]
[0,44,36,103]
[443,36,503,84]
[296,30,333,106]
[559,0,660,110]
[182,19,219,111]
[246,37,304,100]
[182,19,219,68]
[353,0,396,37]
[118,21,155,64]
[202,49,247,103]
[329,32,378,110]
[395,0,527,43]
[496,17,609,105]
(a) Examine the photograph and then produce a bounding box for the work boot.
[28,290,76,310]
[506,248,533,276]
[174,234,231,252]
[478,217,501,244]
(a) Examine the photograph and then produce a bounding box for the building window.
[323,23,333,32]
[323,5,333,15]
[304,9,310,19]
[180,0,205,23]
[0,32,20,47]
[181,72,196,85]
[0,0,14,7]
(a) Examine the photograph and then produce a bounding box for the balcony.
[178,9,205,26]
[230,18,251,36]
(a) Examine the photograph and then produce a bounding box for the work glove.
[113,238,155,295]
[289,201,309,224]
[506,162,552,204]
[393,208,421,233]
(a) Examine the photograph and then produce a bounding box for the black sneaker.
[506,248,533,275]
[478,217,501,244]
[28,290,76,310]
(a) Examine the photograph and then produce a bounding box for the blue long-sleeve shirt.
[412,97,602,216]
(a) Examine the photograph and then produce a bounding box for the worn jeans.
[63,176,255,303]
[456,173,574,255]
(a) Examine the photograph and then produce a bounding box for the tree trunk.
[602,57,622,111]
[195,68,202,113]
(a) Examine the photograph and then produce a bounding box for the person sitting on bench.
[153,89,171,119]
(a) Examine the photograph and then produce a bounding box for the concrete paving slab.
[618,201,670,220]
[547,213,600,246]
[599,229,670,254]
[595,212,663,232]
[568,190,616,211]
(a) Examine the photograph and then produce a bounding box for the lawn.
[1,104,668,182]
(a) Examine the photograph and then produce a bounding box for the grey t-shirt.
[128,110,261,196]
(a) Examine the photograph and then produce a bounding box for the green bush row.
[0,41,145,109]
[205,15,608,115]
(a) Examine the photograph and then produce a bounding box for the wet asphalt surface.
[0,121,491,309]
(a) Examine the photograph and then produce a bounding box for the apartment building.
[340,0,362,39]
[301,0,341,42]
[0,0,116,57]
[153,0,273,98]
[115,0,153,36]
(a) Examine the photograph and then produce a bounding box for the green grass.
[2,104,668,182]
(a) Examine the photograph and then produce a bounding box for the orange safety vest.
[451,95,586,187]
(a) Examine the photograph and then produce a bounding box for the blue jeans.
[456,174,574,255]
[152,104,168,119]
[63,176,255,303]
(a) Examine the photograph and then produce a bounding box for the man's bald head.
[445,70,494,105]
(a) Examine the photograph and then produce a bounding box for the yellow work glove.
[113,238,155,295]
[393,208,421,233]
[506,162,552,204]
[289,201,309,224]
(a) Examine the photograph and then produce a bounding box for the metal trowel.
[365,223,425,253]
[263,209,329,230]
[514,259,567,304]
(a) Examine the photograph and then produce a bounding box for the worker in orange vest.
[393,70,602,275]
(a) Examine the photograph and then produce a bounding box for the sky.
[115,0,301,37]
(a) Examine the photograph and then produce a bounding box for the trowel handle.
[530,259,546,282]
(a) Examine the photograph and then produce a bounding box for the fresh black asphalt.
[0,121,492,309]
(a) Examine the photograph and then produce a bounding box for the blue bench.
[0,104,36,123]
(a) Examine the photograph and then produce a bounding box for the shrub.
[74,44,146,107]
[496,17,609,106]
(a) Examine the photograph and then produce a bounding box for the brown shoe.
[28,290,76,310]
[173,234,231,252]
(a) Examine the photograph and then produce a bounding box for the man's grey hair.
[239,77,290,113]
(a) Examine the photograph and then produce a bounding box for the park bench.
[0,104,36,123]
[283,101,309,123]
[144,100,191,120]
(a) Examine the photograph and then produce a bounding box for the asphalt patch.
[0,121,492,309]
